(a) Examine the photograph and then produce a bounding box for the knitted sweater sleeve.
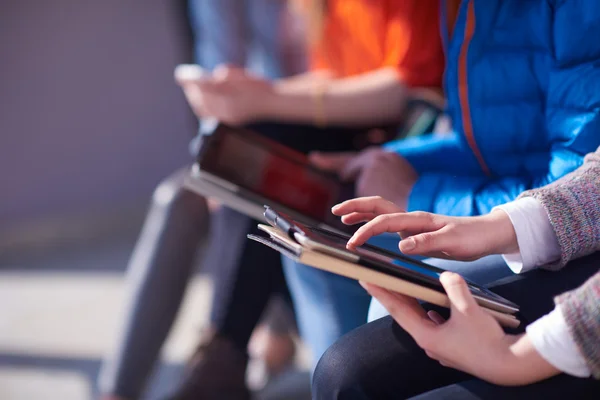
[518,147,600,378]
[517,147,600,270]
[555,271,600,379]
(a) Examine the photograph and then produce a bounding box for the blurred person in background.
[176,0,447,387]
[98,1,301,400]
[180,0,600,375]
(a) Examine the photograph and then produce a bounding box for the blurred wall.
[0,0,195,227]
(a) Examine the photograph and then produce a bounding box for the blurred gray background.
[0,0,195,237]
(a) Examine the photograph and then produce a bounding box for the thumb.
[309,152,354,173]
[399,226,454,254]
[439,272,478,314]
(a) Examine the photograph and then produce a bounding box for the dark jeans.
[312,253,600,399]
[204,206,290,349]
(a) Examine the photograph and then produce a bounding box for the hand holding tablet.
[249,206,521,328]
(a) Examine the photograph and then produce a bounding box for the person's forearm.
[264,67,408,126]
[495,334,561,386]
[274,70,333,91]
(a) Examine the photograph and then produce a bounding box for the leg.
[409,374,600,400]
[187,0,248,70]
[206,207,288,350]
[246,0,289,79]
[312,316,470,400]
[283,258,373,369]
[282,234,402,368]
[487,252,600,325]
[98,167,209,400]
[168,207,288,399]
[249,291,298,376]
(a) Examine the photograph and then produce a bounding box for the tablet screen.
[301,225,518,309]
[198,125,347,221]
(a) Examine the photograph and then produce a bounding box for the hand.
[310,148,418,210]
[361,272,560,386]
[176,65,273,125]
[332,196,518,258]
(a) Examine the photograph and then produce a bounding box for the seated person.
[270,0,600,366]
[175,0,447,391]
[313,146,600,399]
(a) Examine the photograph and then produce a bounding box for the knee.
[151,169,209,221]
[312,338,368,400]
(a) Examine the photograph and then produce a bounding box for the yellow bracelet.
[313,82,327,128]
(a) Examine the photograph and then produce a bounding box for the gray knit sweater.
[519,147,600,378]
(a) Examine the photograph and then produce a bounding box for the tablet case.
[249,224,520,329]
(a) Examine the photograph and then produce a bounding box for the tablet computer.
[249,207,521,327]
[184,123,355,233]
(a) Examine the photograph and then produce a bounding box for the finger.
[398,225,454,255]
[361,282,435,338]
[439,272,478,315]
[349,212,441,249]
[427,310,446,325]
[309,152,355,173]
[179,84,205,115]
[340,212,377,225]
[332,196,402,216]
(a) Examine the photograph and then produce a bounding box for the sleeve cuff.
[526,307,591,378]
[493,197,561,274]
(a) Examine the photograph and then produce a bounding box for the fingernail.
[331,204,340,212]
[402,237,416,251]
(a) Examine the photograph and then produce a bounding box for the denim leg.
[188,0,288,78]
[187,0,248,70]
[282,256,371,370]
[368,255,514,322]
[282,234,402,369]
[246,0,289,79]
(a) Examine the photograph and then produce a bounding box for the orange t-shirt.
[311,0,444,88]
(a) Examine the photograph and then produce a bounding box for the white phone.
[174,64,209,81]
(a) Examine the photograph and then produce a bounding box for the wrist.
[484,210,519,255]
[257,83,279,120]
[504,333,560,385]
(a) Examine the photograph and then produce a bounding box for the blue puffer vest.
[386,0,600,216]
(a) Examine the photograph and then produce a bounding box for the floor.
[0,214,311,400]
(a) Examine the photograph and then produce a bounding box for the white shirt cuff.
[493,197,561,274]
[526,307,591,378]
